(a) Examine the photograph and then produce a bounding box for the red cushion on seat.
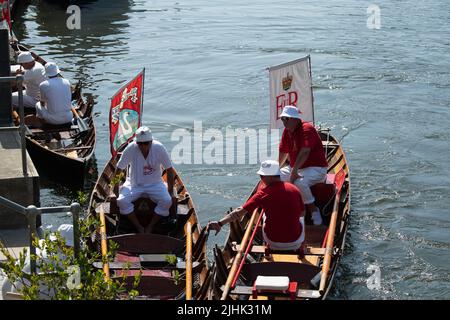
[311,183,335,203]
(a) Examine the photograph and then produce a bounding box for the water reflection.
[15,0,133,87]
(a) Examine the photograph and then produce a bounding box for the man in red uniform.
[278,105,328,225]
[208,160,305,251]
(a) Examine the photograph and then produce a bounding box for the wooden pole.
[319,170,345,293]
[99,204,110,281]
[220,209,259,300]
[71,107,88,132]
[186,222,193,300]
[231,210,264,288]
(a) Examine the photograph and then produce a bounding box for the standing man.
[278,105,328,225]
[10,52,46,109]
[115,126,175,234]
[208,160,305,251]
[24,62,72,127]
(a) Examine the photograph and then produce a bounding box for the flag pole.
[140,68,145,127]
[6,0,12,37]
[308,55,315,125]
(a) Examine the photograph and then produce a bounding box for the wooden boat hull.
[87,153,212,300]
[210,129,351,300]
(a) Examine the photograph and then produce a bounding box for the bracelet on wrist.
[218,220,223,227]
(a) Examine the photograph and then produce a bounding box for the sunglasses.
[137,141,150,145]
[281,117,290,122]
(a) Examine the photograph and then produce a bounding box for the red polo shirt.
[242,181,304,243]
[279,121,328,169]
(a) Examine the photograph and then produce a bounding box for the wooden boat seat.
[41,122,73,130]
[223,285,321,299]
[252,276,298,300]
[92,260,201,271]
[30,122,74,134]
[231,243,326,256]
[108,233,184,254]
[241,262,321,287]
[118,273,184,298]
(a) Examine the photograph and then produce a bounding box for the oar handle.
[319,169,346,293]
[220,209,259,300]
[99,204,110,281]
[71,107,80,118]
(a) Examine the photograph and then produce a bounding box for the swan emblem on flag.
[113,110,139,151]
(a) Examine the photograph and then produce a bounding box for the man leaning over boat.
[278,105,328,225]
[114,126,175,234]
[208,160,305,251]
[10,51,46,110]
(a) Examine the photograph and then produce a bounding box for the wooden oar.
[99,204,110,281]
[71,107,89,132]
[220,209,259,300]
[319,169,346,293]
[231,210,264,288]
[185,222,193,300]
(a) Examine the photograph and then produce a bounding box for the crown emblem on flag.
[282,73,293,91]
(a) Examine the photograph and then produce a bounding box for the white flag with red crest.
[269,56,314,129]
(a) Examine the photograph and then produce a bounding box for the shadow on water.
[38,154,98,201]
[37,154,98,226]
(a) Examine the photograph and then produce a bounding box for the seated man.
[24,62,73,127]
[115,126,175,234]
[10,51,46,110]
[208,160,305,251]
[278,105,328,225]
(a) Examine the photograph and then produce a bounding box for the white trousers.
[280,166,327,204]
[11,91,38,109]
[263,217,305,251]
[36,102,73,125]
[117,181,172,217]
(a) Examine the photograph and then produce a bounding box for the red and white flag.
[268,56,314,129]
[109,69,144,156]
[0,0,12,32]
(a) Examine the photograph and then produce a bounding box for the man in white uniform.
[115,126,175,234]
[10,51,46,109]
[24,62,73,127]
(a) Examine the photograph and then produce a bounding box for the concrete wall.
[0,129,40,229]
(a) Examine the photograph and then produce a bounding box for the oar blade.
[77,117,89,132]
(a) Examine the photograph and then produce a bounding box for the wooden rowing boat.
[10,42,96,188]
[210,129,350,300]
[87,153,212,300]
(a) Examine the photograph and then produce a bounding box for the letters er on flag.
[269,56,314,129]
[109,69,144,156]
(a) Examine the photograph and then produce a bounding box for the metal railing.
[0,74,28,177]
[0,195,81,275]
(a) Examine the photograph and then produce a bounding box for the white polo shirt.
[23,61,46,100]
[39,77,73,124]
[117,140,172,187]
